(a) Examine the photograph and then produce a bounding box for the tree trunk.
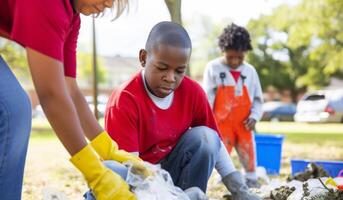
[164,0,191,76]
[164,0,182,24]
[92,18,99,120]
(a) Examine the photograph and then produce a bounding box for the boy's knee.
[187,126,220,157]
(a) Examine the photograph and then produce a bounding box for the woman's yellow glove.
[70,145,136,200]
[91,131,152,177]
[90,131,142,163]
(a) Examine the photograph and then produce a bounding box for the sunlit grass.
[256,121,343,134]
[24,120,343,199]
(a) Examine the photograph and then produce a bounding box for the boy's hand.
[243,118,256,131]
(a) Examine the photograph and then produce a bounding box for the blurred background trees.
[246,0,343,101]
[187,0,343,101]
[1,0,343,102]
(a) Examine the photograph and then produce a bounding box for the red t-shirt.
[105,71,219,164]
[0,0,80,77]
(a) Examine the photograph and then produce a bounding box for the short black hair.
[218,23,252,52]
[145,21,192,52]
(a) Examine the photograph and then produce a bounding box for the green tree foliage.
[0,39,107,87]
[0,39,30,82]
[188,17,230,79]
[247,0,343,100]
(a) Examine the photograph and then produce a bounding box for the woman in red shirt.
[0,0,141,199]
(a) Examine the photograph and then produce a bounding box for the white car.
[261,101,296,122]
[294,89,343,123]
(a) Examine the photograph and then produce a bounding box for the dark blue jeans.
[160,126,220,192]
[84,126,220,199]
[0,56,32,200]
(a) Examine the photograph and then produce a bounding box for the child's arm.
[249,69,263,121]
[203,62,217,108]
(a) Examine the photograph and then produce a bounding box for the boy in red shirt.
[103,21,260,200]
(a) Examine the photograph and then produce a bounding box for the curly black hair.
[218,23,252,52]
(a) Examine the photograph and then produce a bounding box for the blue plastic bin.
[254,134,284,175]
[291,159,343,177]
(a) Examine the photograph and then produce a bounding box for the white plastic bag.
[125,162,190,200]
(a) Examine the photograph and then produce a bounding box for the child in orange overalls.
[203,23,263,188]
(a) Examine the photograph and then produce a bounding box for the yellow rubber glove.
[91,131,152,177]
[91,131,142,163]
[70,145,136,200]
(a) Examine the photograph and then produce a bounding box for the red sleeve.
[191,82,219,133]
[10,0,79,77]
[63,17,80,78]
[105,91,139,152]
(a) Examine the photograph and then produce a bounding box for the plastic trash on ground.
[263,177,343,200]
[125,162,191,200]
[42,187,69,200]
[255,179,286,198]
[287,179,328,200]
[256,166,271,185]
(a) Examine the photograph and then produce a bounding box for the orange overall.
[213,84,256,172]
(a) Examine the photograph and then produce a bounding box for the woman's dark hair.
[218,23,252,52]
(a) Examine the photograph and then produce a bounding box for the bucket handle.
[338,169,343,177]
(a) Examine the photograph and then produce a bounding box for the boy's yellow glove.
[70,145,136,200]
[91,131,152,177]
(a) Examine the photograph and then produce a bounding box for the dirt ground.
[22,128,343,200]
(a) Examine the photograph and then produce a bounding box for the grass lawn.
[256,121,343,167]
[256,121,343,134]
[22,120,343,200]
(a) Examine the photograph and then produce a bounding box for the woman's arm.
[26,48,140,199]
[26,48,86,155]
[65,77,103,141]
